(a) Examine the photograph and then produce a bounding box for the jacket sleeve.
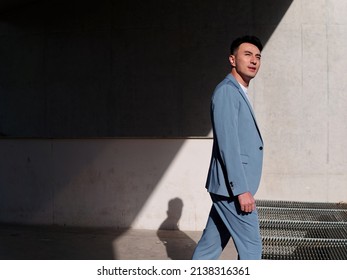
[211,84,249,196]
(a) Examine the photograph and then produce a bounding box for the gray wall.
[255,0,347,203]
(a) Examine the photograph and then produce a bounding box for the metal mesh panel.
[257,200,347,210]
[257,200,347,260]
[258,207,347,222]
[262,237,347,260]
[260,220,347,239]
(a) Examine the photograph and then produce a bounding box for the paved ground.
[0,224,237,260]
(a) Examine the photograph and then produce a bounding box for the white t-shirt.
[239,83,252,107]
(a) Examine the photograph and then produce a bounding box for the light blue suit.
[192,74,264,260]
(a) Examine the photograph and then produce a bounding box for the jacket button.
[259,146,263,150]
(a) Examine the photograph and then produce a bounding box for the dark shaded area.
[157,198,197,259]
[0,224,118,259]
[0,0,293,138]
[0,0,39,11]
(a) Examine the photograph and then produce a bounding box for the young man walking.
[192,35,264,260]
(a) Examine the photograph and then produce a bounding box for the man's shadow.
[156,198,197,259]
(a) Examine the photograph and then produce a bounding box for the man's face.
[229,42,261,85]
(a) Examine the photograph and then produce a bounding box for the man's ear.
[229,55,236,67]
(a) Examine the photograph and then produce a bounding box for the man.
[192,35,264,260]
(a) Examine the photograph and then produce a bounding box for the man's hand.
[237,192,256,213]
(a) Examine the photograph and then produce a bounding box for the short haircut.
[230,35,263,55]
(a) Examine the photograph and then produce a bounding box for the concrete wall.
[255,0,347,203]
[0,139,212,230]
[0,0,292,138]
[0,0,347,231]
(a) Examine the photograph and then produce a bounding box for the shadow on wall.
[157,198,197,260]
[0,0,293,259]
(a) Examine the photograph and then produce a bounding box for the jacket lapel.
[226,74,263,143]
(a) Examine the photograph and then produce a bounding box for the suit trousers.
[192,193,262,260]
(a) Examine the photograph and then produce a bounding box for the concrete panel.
[256,173,330,202]
[301,23,328,173]
[327,175,347,202]
[301,0,327,24]
[327,0,347,24]
[0,140,53,224]
[50,139,191,228]
[254,0,347,203]
[131,140,212,230]
[327,24,347,174]
[0,0,293,138]
[0,139,213,230]
[256,23,305,175]
[0,33,46,136]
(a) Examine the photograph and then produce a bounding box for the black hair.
[230,35,263,55]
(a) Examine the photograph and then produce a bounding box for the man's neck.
[231,70,250,88]
[239,83,248,94]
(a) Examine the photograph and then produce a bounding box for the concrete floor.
[0,224,237,260]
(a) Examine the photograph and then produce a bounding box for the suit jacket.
[205,74,264,197]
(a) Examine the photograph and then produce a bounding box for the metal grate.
[262,237,347,260]
[260,220,347,239]
[258,207,347,222]
[257,200,347,210]
[257,200,347,260]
